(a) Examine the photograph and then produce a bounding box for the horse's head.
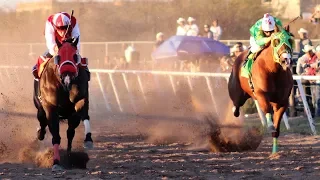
[54,37,81,91]
[270,26,295,70]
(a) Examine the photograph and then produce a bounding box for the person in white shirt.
[210,19,222,41]
[296,45,319,75]
[186,17,199,36]
[176,18,187,36]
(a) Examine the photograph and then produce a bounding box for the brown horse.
[228,27,294,154]
[33,37,93,171]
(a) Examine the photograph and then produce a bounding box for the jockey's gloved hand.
[63,38,74,43]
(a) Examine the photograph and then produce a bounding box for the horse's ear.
[72,36,79,48]
[284,25,290,32]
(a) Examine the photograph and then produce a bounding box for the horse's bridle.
[271,30,294,65]
[54,53,81,78]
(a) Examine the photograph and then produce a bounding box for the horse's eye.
[273,39,280,47]
[288,39,294,47]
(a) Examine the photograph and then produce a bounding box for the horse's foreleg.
[271,105,287,154]
[75,98,93,149]
[45,106,62,171]
[255,91,276,132]
[67,114,81,153]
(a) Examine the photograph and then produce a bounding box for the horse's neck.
[260,46,279,72]
[45,59,60,81]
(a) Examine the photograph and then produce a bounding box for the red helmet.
[53,13,70,30]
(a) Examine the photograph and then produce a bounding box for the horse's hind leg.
[67,114,81,153]
[37,107,47,141]
[228,74,249,117]
[75,69,93,149]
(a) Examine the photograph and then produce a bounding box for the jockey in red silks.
[33,12,93,149]
[32,12,89,80]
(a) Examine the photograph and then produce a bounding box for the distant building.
[261,0,319,19]
[15,0,173,14]
[16,0,55,14]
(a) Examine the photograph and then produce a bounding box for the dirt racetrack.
[0,66,319,179]
[0,113,319,180]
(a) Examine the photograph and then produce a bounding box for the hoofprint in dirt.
[0,122,319,180]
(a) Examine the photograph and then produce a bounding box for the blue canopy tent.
[152,35,230,61]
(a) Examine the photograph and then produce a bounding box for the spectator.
[316,45,320,57]
[203,24,213,39]
[230,42,244,57]
[186,17,199,36]
[310,5,320,24]
[297,28,312,58]
[122,44,140,69]
[176,17,187,36]
[220,42,245,72]
[154,32,165,50]
[210,19,222,41]
[315,44,320,116]
[296,45,320,117]
[296,45,319,76]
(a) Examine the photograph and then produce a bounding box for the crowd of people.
[174,17,222,41]
[295,27,320,117]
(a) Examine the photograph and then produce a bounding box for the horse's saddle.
[241,49,264,78]
[38,56,50,78]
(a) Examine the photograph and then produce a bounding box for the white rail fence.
[0,66,317,135]
[0,39,319,68]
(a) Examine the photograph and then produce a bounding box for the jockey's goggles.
[263,30,274,33]
[55,25,68,30]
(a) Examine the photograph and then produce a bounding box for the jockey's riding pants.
[249,36,262,53]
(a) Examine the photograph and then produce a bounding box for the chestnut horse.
[33,37,93,171]
[228,27,294,154]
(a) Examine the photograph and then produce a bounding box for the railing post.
[95,72,112,112]
[109,73,123,112]
[136,73,148,105]
[187,76,193,92]
[122,73,137,113]
[254,100,267,126]
[296,79,317,135]
[205,76,219,116]
[169,75,177,96]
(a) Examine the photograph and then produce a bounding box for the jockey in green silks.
[246,13,284,65]
[246,14,288,152]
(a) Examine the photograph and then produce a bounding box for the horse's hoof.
[52,164,64,172]
[37,128,46,141]
[84,141,94,149]
[232,106,240,117]
[267,125,277,133]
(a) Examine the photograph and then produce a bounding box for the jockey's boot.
[243,50,255,67]
[243,50,251,66]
